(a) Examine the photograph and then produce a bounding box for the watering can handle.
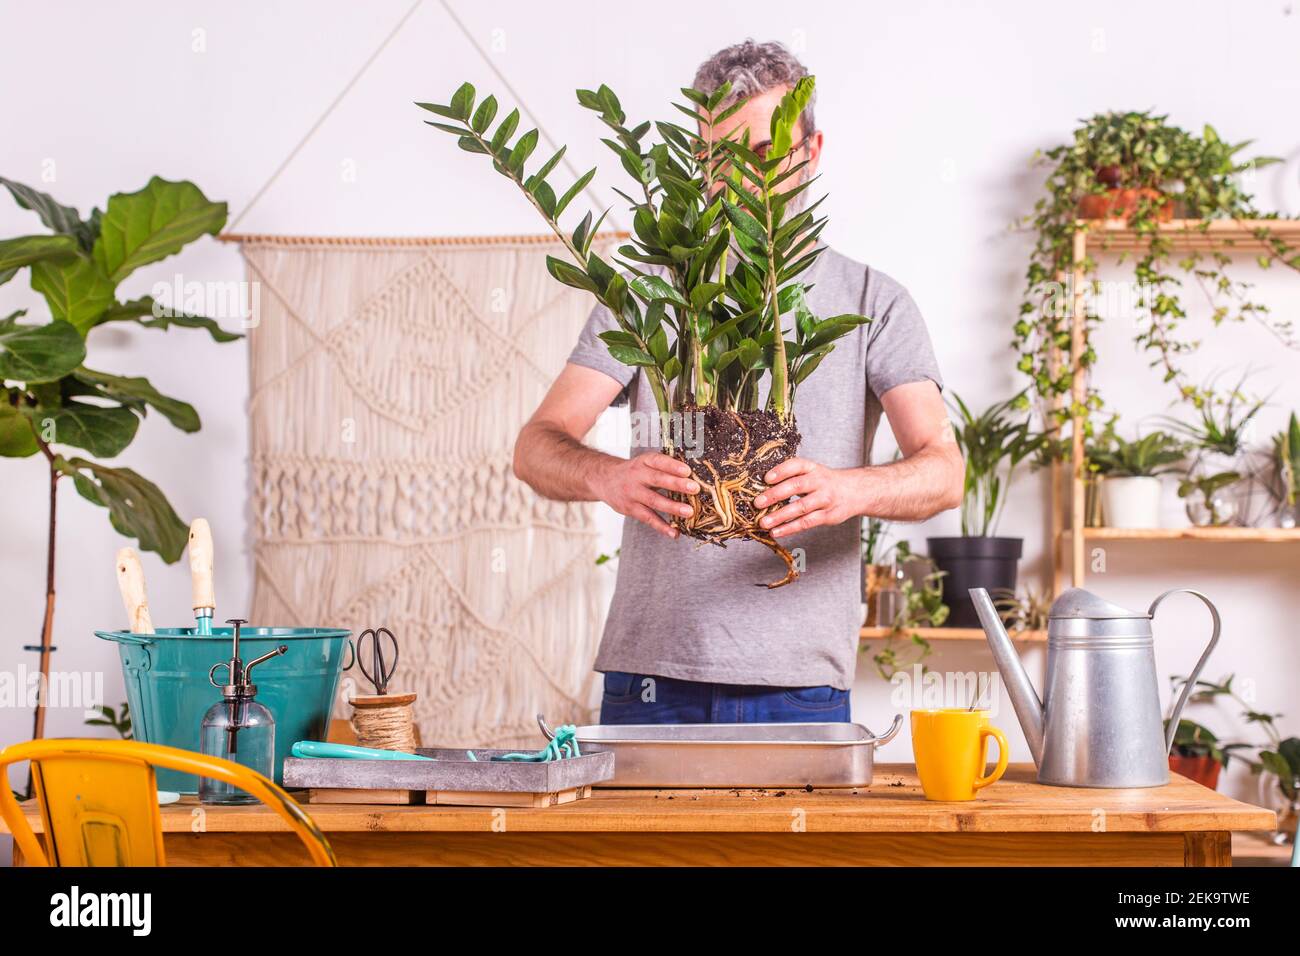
[1150,588,1221,755]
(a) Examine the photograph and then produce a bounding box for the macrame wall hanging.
[231,233,617,747]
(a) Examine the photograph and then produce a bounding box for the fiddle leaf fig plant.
[1016,110,1298,439]
[418,77,869,587]
[1,175,238,743]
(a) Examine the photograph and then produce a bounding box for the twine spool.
[349,693,418,752]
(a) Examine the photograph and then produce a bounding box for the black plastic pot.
[925,536,1023,629]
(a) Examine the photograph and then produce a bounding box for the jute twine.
[350,692,418,752]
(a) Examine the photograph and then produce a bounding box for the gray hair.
[692,40,816,141]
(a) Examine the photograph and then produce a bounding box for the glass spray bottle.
[199,618,287,805]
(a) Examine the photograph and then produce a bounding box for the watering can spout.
[970,587,1045,765]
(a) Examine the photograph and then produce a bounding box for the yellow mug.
[911,708,1009,801]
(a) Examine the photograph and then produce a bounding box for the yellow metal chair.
[0,738,336,866]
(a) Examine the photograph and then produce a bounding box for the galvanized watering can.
[971,587,1220,788]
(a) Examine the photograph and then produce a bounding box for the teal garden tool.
[291,740,434,761]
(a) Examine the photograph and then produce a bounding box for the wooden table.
[5,764,1274,866]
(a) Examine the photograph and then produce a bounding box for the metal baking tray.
[282,748,614,793]
[569,715,903,789]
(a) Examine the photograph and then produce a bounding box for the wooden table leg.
[1184,831,1231,867]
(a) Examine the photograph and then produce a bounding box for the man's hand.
[590,452,699,539]
[753,457,858,538]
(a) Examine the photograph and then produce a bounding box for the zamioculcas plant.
[417,78,869,586]
[0,175,236,743]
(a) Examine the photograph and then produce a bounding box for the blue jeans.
[598,670,851,724]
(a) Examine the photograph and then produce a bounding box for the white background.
[3,0,1299,859]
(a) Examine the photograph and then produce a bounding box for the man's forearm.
[513,420,619,502]
[845,444,963,522]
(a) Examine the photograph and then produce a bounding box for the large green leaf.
[0,403,38,457]
[96,296,242,342]
[27,401,139,457]
[71,368,200,432]
[0,234,79,272]
[92,177,227,283]
[30,254,116,334]
[56,456,188,562]
[0,177,96,250]
[0,315,86,383]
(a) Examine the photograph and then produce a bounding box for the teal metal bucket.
[95,626,353,793]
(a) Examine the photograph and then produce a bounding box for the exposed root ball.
[670,405,802,588]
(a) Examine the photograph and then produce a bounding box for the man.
[514,40,962,724]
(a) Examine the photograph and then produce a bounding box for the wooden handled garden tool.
[114,547,154,635]
[188,518,215,635]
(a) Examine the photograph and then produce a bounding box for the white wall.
[3,0,1299,851]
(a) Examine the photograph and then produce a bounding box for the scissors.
[353,626,399,696]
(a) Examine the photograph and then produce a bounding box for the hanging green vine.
[1016,110,1298,435]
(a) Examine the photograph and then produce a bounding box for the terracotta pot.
[1078,187,1174,222]
[1169,754,1222,790]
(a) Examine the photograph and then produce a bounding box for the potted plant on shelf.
[1162,376,1265,527]
[928,391,1044,628]
[1176,674,1300,843]
[1165,718,1230,790]
[867,562,948,680]
[991,584,1052,637]
[418,78,868,588]
[1089,428,1185,528]
[1267,411,1299,527]
[1015,110,1298,439]
[860,515,901,626]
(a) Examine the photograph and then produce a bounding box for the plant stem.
[31,438,58,746]
[762,187,789,420]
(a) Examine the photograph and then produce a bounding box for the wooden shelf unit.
[860,626,1046,643]
[1065,526,1300,542]
[1052,218,1300,590]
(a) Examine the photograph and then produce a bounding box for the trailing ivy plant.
[0,175,236,742]
[1016,110,1297,437]
[417,78,869,587]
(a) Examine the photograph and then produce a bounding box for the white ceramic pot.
[1100,476,1162,528]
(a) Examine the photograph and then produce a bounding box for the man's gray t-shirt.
[567,246,943,690]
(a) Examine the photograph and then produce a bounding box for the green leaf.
[91,177,227,283]
[0,316,85,383]
[630,274,686,306]
[96,297,242,342]
[689,281,725,312]
[56,456,189,562]
[71,368,200,432]
[414,101,462,120]
[508,129,539,172]
[449,82,476,121]
[0,403,38,457]
[0,178,96,250]
[29,254,116,334]
[30,401,139,457]
[555,168,595,217]
[723,200,767,247]
[605,344,656,367]
[490,109,521,152]
[544,255,598,293]
[470,94,498,134]
[0,234,79,272]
